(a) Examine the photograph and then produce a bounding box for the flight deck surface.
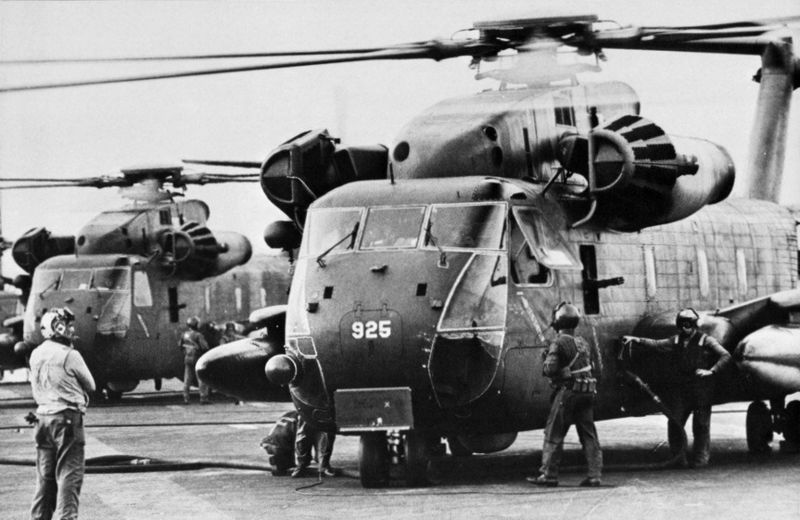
[1,378,799,520]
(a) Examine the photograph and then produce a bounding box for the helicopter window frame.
[359,205,426,250]
[133,270,153,307]
[31,269,62,296]
[91,267,131,291]
[422,202,507,252]
[59,269,93,291]
[511,207,582,271]
[510,238,553,287]
[301,207,365,259]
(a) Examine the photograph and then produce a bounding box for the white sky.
[0,0,798,277]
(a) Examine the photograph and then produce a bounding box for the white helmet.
[40,308,75,339]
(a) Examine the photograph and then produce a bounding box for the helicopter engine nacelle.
[557,115,735,231]
[11,227,75,274]
[260,129,388,229]
[157,222,252,280]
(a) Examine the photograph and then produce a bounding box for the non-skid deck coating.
[1,378,799,520]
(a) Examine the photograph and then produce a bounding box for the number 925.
[351,320,392,339]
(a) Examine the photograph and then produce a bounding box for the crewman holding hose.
[28,307,96,520]
[529,302,603,488]
[623,308,731,467]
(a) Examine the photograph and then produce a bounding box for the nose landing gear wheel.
[404,431,431,487]
[782,400,800,447]
[746,401,773,453]
[359,432,390,488]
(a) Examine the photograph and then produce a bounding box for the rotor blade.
[0,47,395,65]
[182,159,262,169]
[645,15,800,31]
[179,173,261,185]
[567,22,797,55]
[0,183,101,190]
[0,40,503,93]
[0,177,92,182]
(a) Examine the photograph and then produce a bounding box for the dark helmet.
[186,316,200,330]
[224,321,236,332]
[552,302,580,331]
[676,308,700,329]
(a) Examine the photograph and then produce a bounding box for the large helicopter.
[3,7,800,486]
[192,14,800,486]
[0,166,291,399]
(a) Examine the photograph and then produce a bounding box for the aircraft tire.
[783,400,800,445]
[358,432,390,488]
[446,435,473,457]
[403,431,431,487]
[745,401,773,453]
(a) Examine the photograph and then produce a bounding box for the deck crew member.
[623,308,731,467]
[28,307,96,520]
[529,302,603,487]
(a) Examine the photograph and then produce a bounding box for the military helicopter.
[192,14,800,486]
[0,165,291,399]
[4,10,800,486]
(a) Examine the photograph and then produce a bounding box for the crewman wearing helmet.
[179,316,210,404]
[623,308,731,467]
[220,321,244,345]
[529,302,603,488]
[28,307,96,520]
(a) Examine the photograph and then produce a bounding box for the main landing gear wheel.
[359,432,390,488]
[403,431,431,487]
[746,401,773,453]
[782,400,800,446]
[446,435,474,457]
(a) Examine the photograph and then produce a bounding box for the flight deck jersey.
[29,338,96,414]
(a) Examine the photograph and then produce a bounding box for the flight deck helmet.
[186,316,200,330]
[552,302,580,331]
[40,307,76,339]
[676,308,700,329]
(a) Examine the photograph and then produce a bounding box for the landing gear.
[154,378,162,391]
[446,435,474,457]
[403,431,431,487]
[359,432,390,488]
[746,401,773,453]
[782,400,800,449]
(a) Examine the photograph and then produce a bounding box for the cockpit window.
[32,269,61,295]
[512,207,582,270]
[92,268,130,291]
[360,206,425,250]
[424,203,505,250]
[59,269,92,291]
[303,208,363,258]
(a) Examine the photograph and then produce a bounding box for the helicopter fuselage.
[282,176,796,439]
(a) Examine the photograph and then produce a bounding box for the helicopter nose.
[196,338,289,402]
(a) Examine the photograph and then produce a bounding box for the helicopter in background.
[4,11,800,486]
[0,165,291,399]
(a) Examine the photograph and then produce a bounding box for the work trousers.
[295,420,335,469]
[665,388,713,466]
[31,409,86,520]
[539,387,603,479]
[183,362,209,403]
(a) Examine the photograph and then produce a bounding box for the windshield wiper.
[316,222,359,268]
[425,220,448,268]
[38,277,60,299]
